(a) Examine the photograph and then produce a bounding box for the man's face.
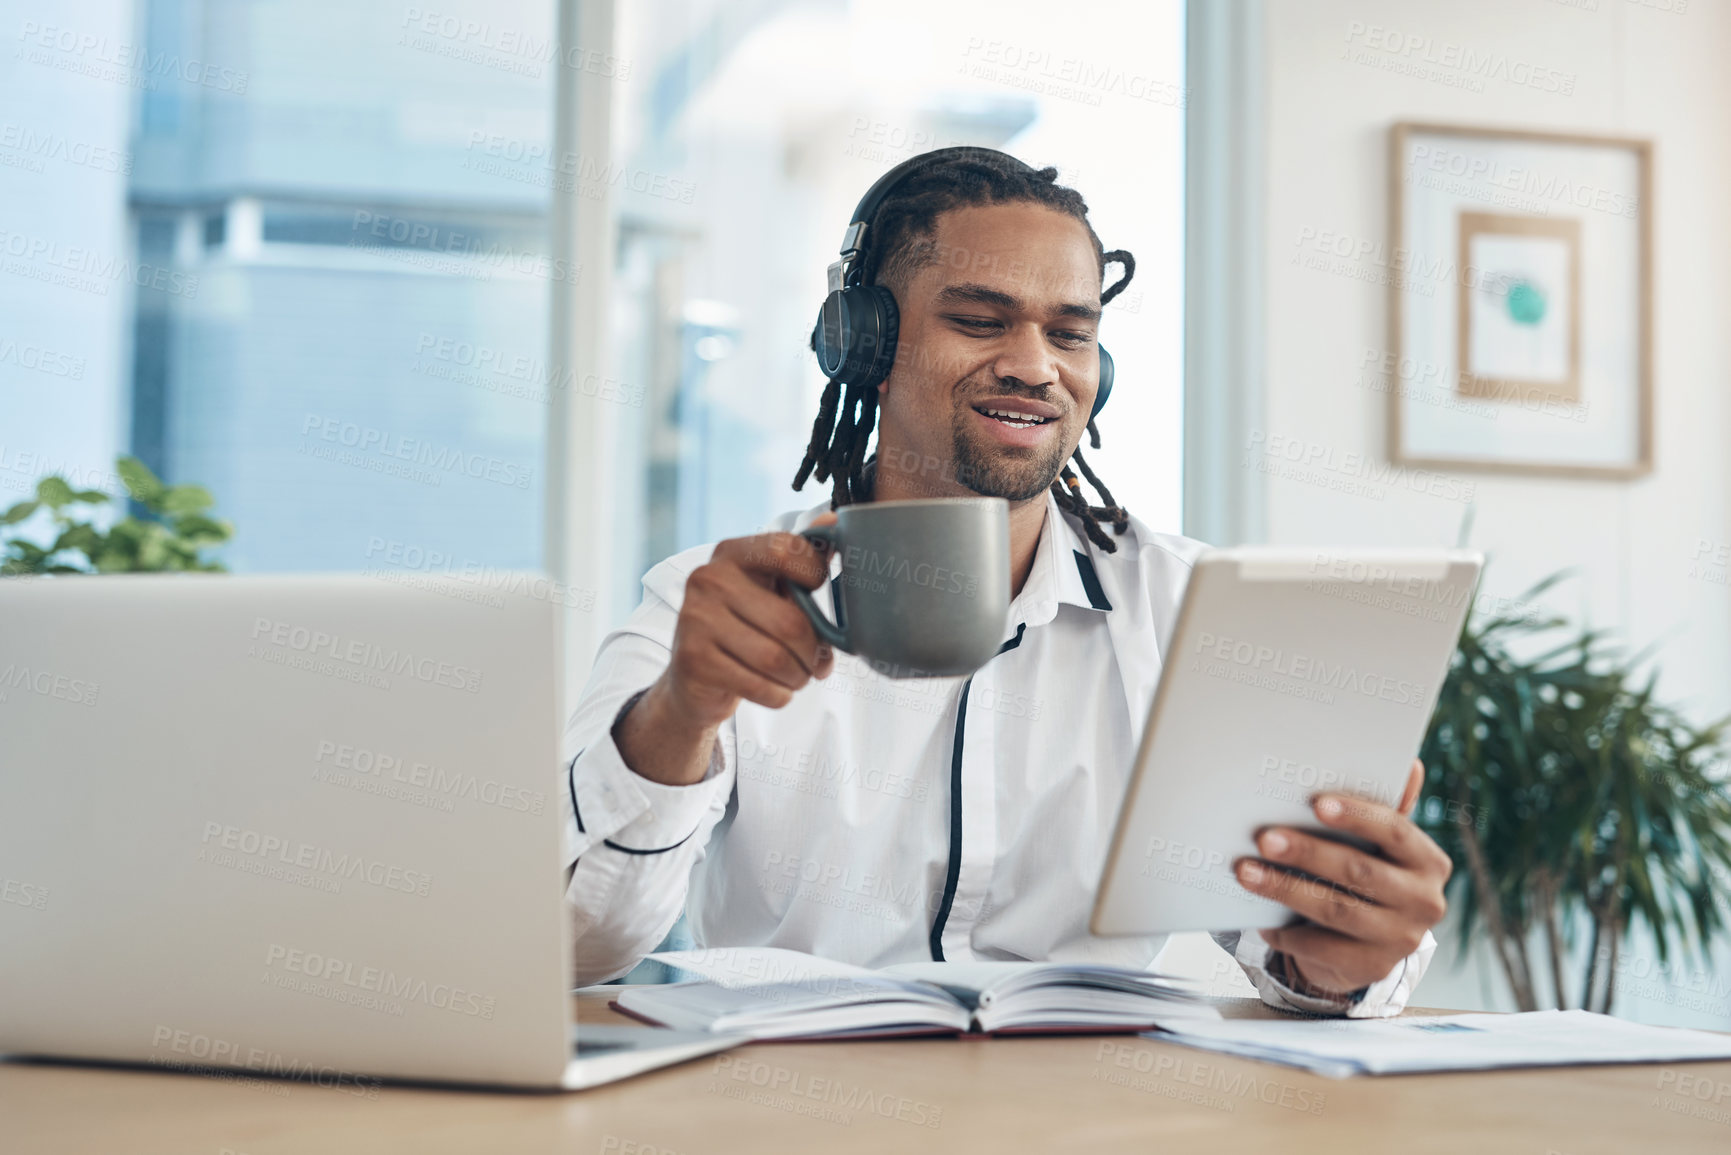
[875,201,1102,504]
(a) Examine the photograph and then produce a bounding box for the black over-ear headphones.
[811,146,1115,421]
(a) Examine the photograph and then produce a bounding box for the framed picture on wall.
[1388,122,1652,479]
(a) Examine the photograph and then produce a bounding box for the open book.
[610,947,1222,1040]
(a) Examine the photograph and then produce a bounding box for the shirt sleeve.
[559,577,736,987]
[1209,929,1437,1018]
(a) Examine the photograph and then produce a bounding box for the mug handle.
[786,523,852,653]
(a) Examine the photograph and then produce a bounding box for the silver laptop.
[0,573,738,1090]
[1092,547,1483,936]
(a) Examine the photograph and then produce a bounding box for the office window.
[599,0,1186,622]
[4,0,558,575]
[3,0,1181,607]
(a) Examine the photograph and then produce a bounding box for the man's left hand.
[1234,760,1452,1000]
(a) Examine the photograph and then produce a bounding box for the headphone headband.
[828,146,1010,294]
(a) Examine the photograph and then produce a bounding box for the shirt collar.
[1013,492,1113,629]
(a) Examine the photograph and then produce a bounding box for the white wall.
[1257,0,1731,1021]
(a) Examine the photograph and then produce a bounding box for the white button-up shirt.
[560,492,1434,1016]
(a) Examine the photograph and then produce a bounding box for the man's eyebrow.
[933,282,1021,311]
[1053,300,1102,323]
[933,282,1101,323]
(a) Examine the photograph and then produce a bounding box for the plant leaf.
[1,499,40,524]
[116,456,164,508]
[135,522,174,571]
[50,523,103,557]
[160,484,215,516]
[170,513,233,545]
[35,476,75,508]
[106,518,145,547]
[92,543,136,572]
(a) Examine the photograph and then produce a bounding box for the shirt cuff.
[560,693,731,868]
[1233,928,1437,1019]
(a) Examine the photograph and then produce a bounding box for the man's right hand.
[612,524,836,786]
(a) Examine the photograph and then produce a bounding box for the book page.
[651,946,903,998]
[881,961,1050,1004]
[883,961,1191,1001]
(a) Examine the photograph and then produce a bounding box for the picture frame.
[1387,122,1653,479]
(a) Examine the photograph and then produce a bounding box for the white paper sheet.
[1148,1009,1731,1078]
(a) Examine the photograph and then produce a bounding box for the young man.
[561,149,1451,1016]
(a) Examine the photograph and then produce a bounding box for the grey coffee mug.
[788,497,1011,678]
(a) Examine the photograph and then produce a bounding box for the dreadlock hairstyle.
[791,150,1137,552]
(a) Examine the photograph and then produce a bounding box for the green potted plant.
[1416,573,1731,1013]
[1,456,232,575]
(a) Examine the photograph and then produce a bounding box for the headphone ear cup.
[812,285,899,387]
[813,290,846,378]
[1090,343,1115,420]
[859,285,899,388]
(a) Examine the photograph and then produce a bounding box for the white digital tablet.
[1090,547,1484,937]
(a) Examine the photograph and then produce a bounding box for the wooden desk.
[4,994,1727,1155]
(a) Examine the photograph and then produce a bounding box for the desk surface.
[4,995,1728,1155]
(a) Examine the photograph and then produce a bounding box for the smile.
[975,407,1055,430]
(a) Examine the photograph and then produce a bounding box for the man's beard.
[947,403,1072,503]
